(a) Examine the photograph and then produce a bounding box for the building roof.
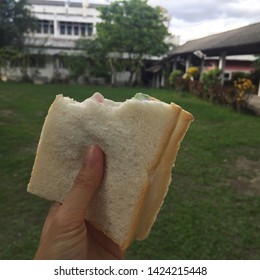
[168,22,260,57]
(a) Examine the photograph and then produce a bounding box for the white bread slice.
[135,108,193,240]
[28,93,193,249]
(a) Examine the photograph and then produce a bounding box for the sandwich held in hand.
[28,92,194,250]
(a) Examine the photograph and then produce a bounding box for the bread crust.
[135,106,194,240]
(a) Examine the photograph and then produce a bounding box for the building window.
[57,56,69,69]
[36,20,54,35]
[86,23,93,36]
[10,55,46,68]
[80,23,86,36]
[30,55,46,68]
[74,25,79,35]
[58,22,93,37]
[60,22,66,35]
[67,23,72,35]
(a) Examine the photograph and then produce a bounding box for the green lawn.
[0,82,259,260]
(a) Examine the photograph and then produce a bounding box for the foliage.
[231,72,250,82]
[251,56,260,86]
[168,69,183,88]
[252,55,260,70]
[183,66,199,80]
[77,39,110,80]
[62,54,87,82]
[0,47,34,82]
[188,77,256,113]
[0,0,36,80]
[96,0,170,86]
[0,0,36,49]
[201,69,222,88]
[234,78,256,96]
[233,78,256,110]
[188,80,203,98]
[174,77,190,93]
[169,65,257,114]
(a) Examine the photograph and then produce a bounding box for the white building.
[1,0,171,85]
[3,0,109,83]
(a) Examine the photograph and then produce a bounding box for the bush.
[175,77,190,93]
[189,72,256,114]
[169,67,256,115]
[184,66,199,80]
[189,80,203,98]
[201,69,222,88]
[169,69,183,88]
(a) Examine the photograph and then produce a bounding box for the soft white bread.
[28,93,193,249]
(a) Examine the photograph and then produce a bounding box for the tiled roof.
[169,22,260,57]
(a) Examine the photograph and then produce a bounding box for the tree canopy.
[97,0,169,57]
[80,0,170,85]
[0,0,36,49]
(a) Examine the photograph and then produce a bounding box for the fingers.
[61,145,105,221]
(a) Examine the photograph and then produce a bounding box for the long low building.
[1,0,170,85]
[2,0,137,84]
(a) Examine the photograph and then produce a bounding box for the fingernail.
[84,145,99,168]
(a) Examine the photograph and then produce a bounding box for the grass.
[0,81,260,259]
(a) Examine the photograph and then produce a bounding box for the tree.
[96,0,170,86]
[77,39,110,80]
[0,0,36,49]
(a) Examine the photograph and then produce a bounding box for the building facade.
[205,55,256,81]
[1,0,171,85]
[3,0,109,83]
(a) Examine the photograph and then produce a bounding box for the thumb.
[62,145,104,220]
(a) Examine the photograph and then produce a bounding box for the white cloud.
[73,0,260,43]
[147,0,260,43]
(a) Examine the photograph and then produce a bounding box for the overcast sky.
[71,0,260,44]
[147,0,260,44]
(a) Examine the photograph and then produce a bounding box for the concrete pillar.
[161,71,165,88]
[218,51,226,85]
[156,73,160,88]
[199,56,205,82]
[172,59,177,71]
[54,14,58,37]
[65,1,69,15]
[152,73,156,88]
[185,54,192,72]
[82,0,89,17]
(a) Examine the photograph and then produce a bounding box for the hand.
[34,145,125,260]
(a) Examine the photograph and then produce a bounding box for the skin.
[34,145,125,260]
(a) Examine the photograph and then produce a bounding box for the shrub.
[188,71,255,114]
[184,66,199,80]
[175,77,190,93]
[234,77,256,96]
[232,72,250,82]
[169,69,183,88]
[201,69,222,88]
[233,78,256,111]
[189,80,203,98]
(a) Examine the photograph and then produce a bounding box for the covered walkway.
[167,22,260,95]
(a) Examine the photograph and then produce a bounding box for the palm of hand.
[34,202,124,260]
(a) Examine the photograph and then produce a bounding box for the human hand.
[34,145,125,260]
